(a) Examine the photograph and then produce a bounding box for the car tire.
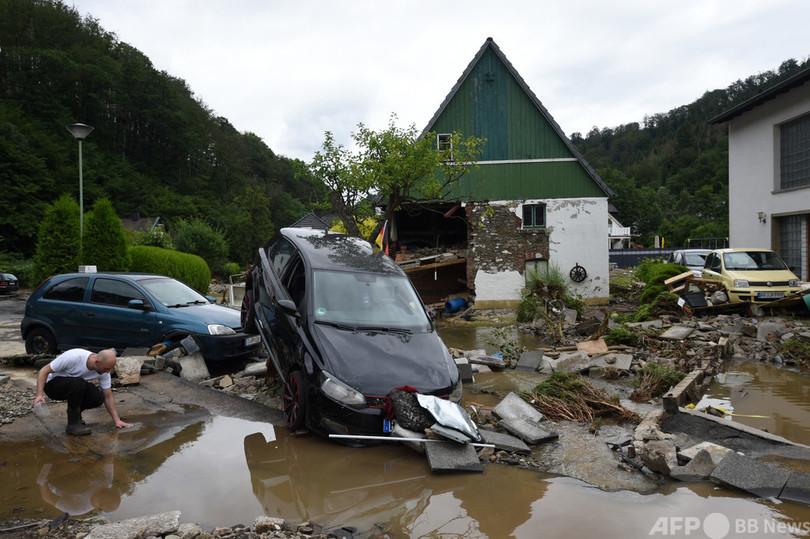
[241,291,257,334]
[25,327,57,355]
[283,370,307,430]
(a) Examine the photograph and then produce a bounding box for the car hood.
[722,268,799,284]
[165,303,242,330]
[311,324,457,397]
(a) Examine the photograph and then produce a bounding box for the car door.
[38,276,90,348]
[82,276,158,350]
[702,253,723,282]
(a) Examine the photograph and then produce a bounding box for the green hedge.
[129,246,211,294]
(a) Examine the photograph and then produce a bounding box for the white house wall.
[471,198,609,303]
[728,83,810,249]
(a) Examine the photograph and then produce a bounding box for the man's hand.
[114,419,133,429]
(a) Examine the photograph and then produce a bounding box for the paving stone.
[479,429,531,454]
[493,392,543,422]
[550,350,591,373]
[780,471,810,505]
[679,441,732,464]
[466,350,505,369]
[424,441,483,473]
[671,449,717,481]
[500,417,558,445]
[121,347,150,357]
[590,353,633,371]
[660,326,695,340]
[454,356,474,382]
[515,350,544,372]
[710,451,790,498]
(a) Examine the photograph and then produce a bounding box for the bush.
[172,218,228,271]
[31,194,81,286]
[604,326,640,347]
[129,245,211,294]
[630,363,686,402]
[83,198,130,271]
[137,227,173,249]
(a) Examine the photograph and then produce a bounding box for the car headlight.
[790,279,801,288]
[320,372,366,409]
[450,378,463,402]
[207,324,236,335]
[732,279,749,288]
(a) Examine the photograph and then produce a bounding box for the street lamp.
[65,123,94,248]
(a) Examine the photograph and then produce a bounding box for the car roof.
[710,248,775,254]
[50,272,171,281]
[672,249,710,254]
[279,227,404,276]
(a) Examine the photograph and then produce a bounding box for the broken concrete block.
[757,322,789,342]
[641,440,679,475]
[660,326,695,340]
[679,441,732,464]
[670,449,717,481]
[466,351,505,369]
[454,356,474,382]
[114,355,144,385]
[780,471,810,505]
[84,511,181,539]
[424,441,483,473]
[500,417,558,445]
[121,347,150,357]
[515,350,544,372]
[493,392,543,423]
[590,353,633,371]
[551,350,591,373]
[478,429,531,454]
[710,451,790,498]
[179,352,210,382]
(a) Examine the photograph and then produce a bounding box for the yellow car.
[702,248,802,303]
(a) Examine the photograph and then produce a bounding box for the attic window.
[521,204,546,229]
[437,133,454,161]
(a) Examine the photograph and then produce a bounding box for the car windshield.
[312,270,430,329]
[138,277,209,306]
[722,251,788,271]
[683,253,708,266]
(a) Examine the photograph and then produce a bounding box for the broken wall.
[468,198,609,307]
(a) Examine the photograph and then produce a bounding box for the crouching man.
[33,348,133,435]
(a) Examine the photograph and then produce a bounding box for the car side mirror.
[128,299,152,311]
[278,299,298,317]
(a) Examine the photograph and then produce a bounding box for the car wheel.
[283,370,307,430]
[241,291,257,334]
[25,327,56,355]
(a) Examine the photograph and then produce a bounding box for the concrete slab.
[121,347,150,357]
[479,429,531,454]
[454,356,474,382]
[85,510,181,539]
[679,441,732,464]
[500,417,558,445]
[660,326,695,340]
[757,321,788,342]
[671,449,717,481]
[780,471,810,505]
[710,451,790,498]
[642,439,678,474]
[424,441,483,473]
[179,353,210,382]
[590,353,633,371]
[242,361,267,378]
[550,350,591,373]
[466,351,505,369]
[515,350,543,372]
[493,392,543,422]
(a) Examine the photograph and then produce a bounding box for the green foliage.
[778,339,810,368]
[633,291,681,322]
[0,252,33,288]
[630,363,686,401]
[604,326,640,347]
[225,186,276,266]
[517,266,582,325]
[0,1,321,259]
[172,218,228,272]
[308,114,485,240]
[137,227,173,249]
[485,326,524,365]
[129,245,210,294]
[219,262,242,279]
[31,194,80,286]
[82,197,130,271]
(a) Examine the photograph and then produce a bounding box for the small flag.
[375,220,389,255]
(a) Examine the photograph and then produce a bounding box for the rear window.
[43,277,89,302]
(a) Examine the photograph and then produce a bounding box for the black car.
[21,272,262,360]
[242,228,461,440]
[0,273,19,294]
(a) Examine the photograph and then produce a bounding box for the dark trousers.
[44,377,104,411]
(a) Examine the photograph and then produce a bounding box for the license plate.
[245,335,261,346]
[757,291,784,299]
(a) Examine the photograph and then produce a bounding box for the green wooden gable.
[423,38,612,201]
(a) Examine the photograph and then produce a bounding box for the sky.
[68,0,810,162]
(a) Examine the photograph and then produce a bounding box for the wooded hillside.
[0,0,322,264]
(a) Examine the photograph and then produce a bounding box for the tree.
[309,114,486,240]
[226,186,275,266]
[83,197,130,270]
[172,218,229,274]
[31,194,80,285]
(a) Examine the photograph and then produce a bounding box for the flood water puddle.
[4,409,810,536]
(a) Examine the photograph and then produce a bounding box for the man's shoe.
[66,407,90,436]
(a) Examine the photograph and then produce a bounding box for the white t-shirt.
[46,348,112,390]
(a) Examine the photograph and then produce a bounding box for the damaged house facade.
[710,67,810,280]
[392,38,613,307]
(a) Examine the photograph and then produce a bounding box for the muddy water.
[4,413,810,537]
[703,359,810,446]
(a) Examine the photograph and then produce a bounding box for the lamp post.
[65,123,94,249]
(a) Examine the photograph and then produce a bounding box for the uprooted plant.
[516,265,583,342]
[485,326,524,367]
[523,371,639,424]
[629,362,686,402]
